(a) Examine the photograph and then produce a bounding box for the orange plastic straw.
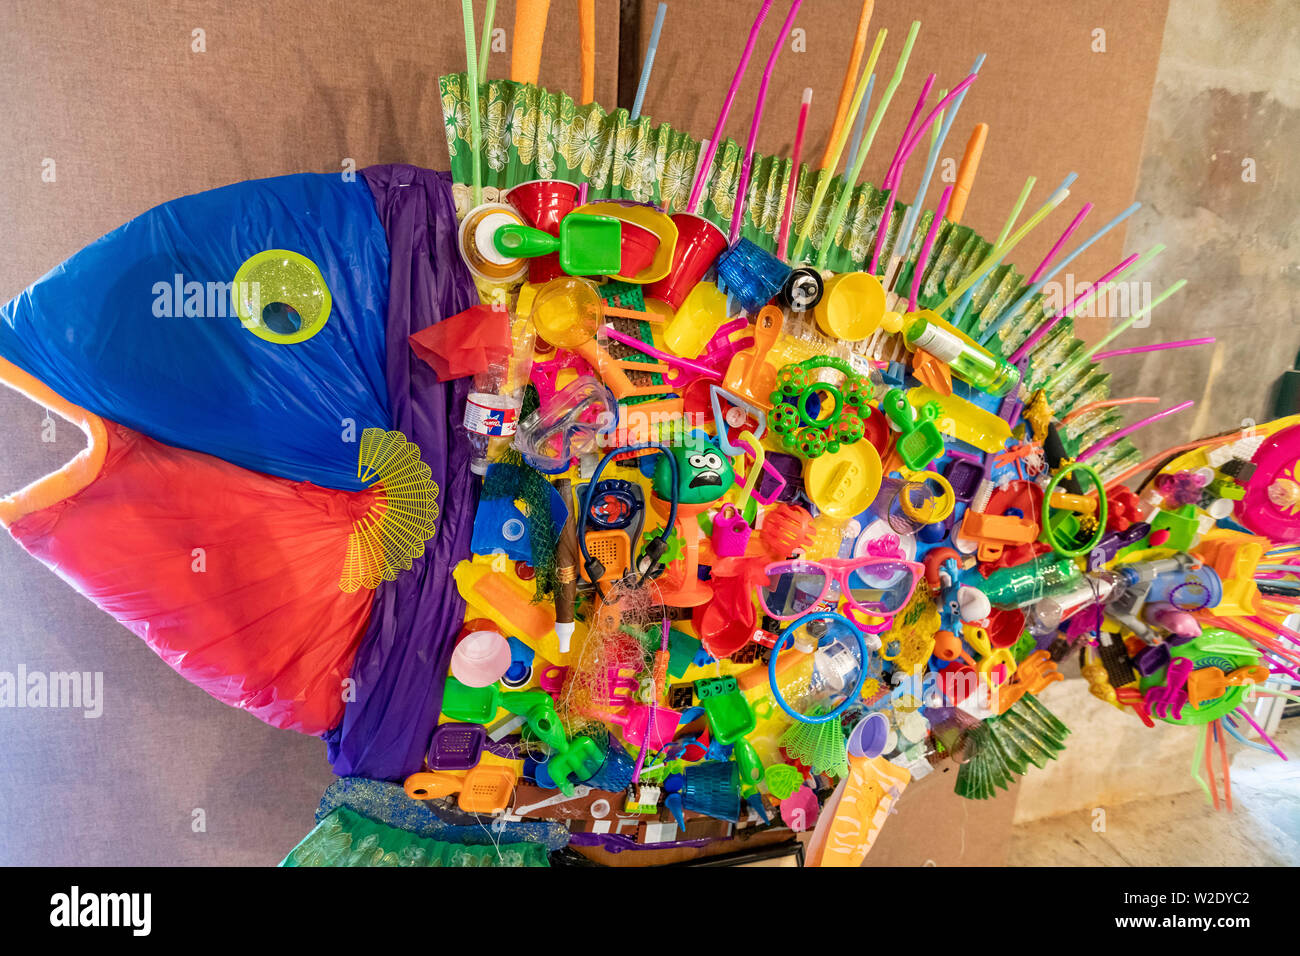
[1062,396,1159,424]
[820,0,875,170]
[946,123,987,225]
[579,0,596,103]
[510,0,552,85]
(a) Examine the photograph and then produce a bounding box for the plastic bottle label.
[464,395,518,437]
[911,323,966,364]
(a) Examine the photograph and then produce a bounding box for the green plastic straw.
[951,175,1035,330]
[815,20,921,268]
[1044,279,1188,390]
[479,0,497,83]
[791,28,887,262]
[462,0,482,207]
[934,180,1068,315]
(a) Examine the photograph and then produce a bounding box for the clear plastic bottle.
[881,309,1021,396]
[464,308,536,476]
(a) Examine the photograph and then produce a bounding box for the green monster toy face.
[653,442,735,505]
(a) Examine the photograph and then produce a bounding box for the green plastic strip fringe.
[439,74,1139,480]
[954,695,1071,800]
[280,806,550,867]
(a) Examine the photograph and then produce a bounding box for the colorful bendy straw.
[462,0,483,207]
[686,0,775,214]
[510,0,551,86]
[730,0,805,244]
[816,21,924,270]
[790,28,887,262]
[978,200,1143,346]
[909,185,953,313]
[1092,337,1216,361]
[937,177,1071,319]
[821,0,876,170]
[893,54,986,261]
[631,3,668,121]
[1045,278,1189,389]
[777,88,813,262]
[1076,400,1195,461]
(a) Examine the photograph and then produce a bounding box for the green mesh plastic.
[764,762,803,801]
[780,708,849,778]
[280,807,550,867]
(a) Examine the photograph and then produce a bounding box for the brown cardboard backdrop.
[0,0,621,302]
[633,0,1169,288]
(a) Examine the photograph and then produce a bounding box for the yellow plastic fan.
[339,428,440,592]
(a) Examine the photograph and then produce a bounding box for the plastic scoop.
[723,305,783,409]
[493,212,623,276]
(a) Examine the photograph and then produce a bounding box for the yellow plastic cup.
[813,272,887,342]
[662,281,728,359]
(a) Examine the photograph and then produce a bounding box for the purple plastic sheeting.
[325,166,480,780]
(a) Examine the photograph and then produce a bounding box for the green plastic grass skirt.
[280,806,550,867]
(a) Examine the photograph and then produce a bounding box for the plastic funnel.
[814,272,887,341]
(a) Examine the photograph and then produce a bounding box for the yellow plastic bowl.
[814,272,887,342]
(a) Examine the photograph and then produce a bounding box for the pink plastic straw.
[1028,203,1093,285]
[908,185,952,312]
[866,76,934,275]
[1234,707,1288,760]
[869,72,979,273]
[730,0,804,243]
[886,72,980,188]
[1093,337,1216,362]
[600,326,723,379]
[777,88,812,262]
[1076,400,1195,462]
[885,74,936,188]
[1007,252,1139,365]
[687,0,774,214]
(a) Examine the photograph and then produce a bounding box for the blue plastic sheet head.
[0,173,392,490]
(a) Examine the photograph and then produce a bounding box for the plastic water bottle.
[464,309,535,476]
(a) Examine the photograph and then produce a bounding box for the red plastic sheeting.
[9,421,375,734]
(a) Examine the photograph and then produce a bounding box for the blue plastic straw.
[844,75,875,172]
[951,171,1075,329]
[893,54,985,260]
[978,200,1142,346]
[631,3,668,121]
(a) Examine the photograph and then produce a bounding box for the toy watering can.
[712,503,752,557]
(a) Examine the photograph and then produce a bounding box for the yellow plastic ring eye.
[897,470,956,524]
[232,249,332,345]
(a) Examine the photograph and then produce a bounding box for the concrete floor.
[1011,721,1300,866]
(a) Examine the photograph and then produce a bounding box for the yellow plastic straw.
[815,20,921,268]
[932,183,1068,315]
[791,28,887,262]
[1045,279,1187,389]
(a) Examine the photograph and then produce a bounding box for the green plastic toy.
[493,212,623,276]
[880,388,945,470]
[695,676,756,745]
[501,689,602,795]
[442,677,501,723]
[652,439,735,505]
